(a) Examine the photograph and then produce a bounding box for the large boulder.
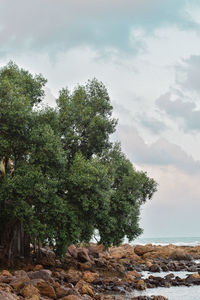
[169,250,192,261]
[134,245,155,256]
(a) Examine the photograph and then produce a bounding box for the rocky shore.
[1,243,200,300]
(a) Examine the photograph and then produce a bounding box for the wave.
[129,237,200,247]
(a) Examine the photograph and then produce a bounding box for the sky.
[1,0,200,238]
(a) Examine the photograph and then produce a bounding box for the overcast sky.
[1,0,200,238]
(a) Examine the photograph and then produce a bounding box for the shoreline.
[1,243,200,299]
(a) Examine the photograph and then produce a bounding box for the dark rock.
[149,264,161,272]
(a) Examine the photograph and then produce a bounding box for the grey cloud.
[176,55,200,93]
[118,125,200,174]
[0,0,196,57]
[137,113,168,134]
[156,92,200,132]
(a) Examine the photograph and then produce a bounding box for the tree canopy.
[0,62,157,263]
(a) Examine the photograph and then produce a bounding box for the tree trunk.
[0,218,30,266]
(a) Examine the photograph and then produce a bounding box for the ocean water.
[131,236,200,247]
[128,237,200,299]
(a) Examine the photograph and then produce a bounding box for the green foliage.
[0,63,157,258]
[57,79,117,162]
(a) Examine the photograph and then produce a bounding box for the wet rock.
[126,270,141,282]
[187,265,197,272]
[149,264,160,272]
[136,279,146,290]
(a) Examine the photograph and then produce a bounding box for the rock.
[68,245,78,259]
[134,245,155,256]
[149,264,161,272]
[0,270,12,277]
[28,269,52,281]
[0,291,19,300]
[14,270,27,277]
[88,246,100,258]
[78,262,92,271]
[126,270,141,282]
[153,297,168,300]
[77,248,91,263]
[136,279,146,290]
[39,248,56,266]
[187,265,197,272]
[127,270,141,278]
[83,271,99,283]
[24,296,40,300]
[37,281,56,298]
[33,264,43,271]
[81,284,94,297]
[131,297,168,300]
[20,284,39,298]
[81,296,93,300]
[10,274,30,291]
[55,285,72,298]
[169,250,192,261]
[145,261,153,268]
[191,272,200,279]
[66,269,81,283]
[60,296,81,300]
[75,280,94,297]
[108,245,141,261]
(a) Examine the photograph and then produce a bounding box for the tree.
[96,144,157,246]
[0,63,157,264]
[0,63,65,264]
[57,79,117,163]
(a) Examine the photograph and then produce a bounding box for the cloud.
[156,92,200,132]
[140,164,200,237]
[118,125,200,174]
[0,0,197,57]
[137,113,168,134]
[176,55,200,93]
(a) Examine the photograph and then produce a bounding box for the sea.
[130,236,200,247]
[127,236,200,300]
